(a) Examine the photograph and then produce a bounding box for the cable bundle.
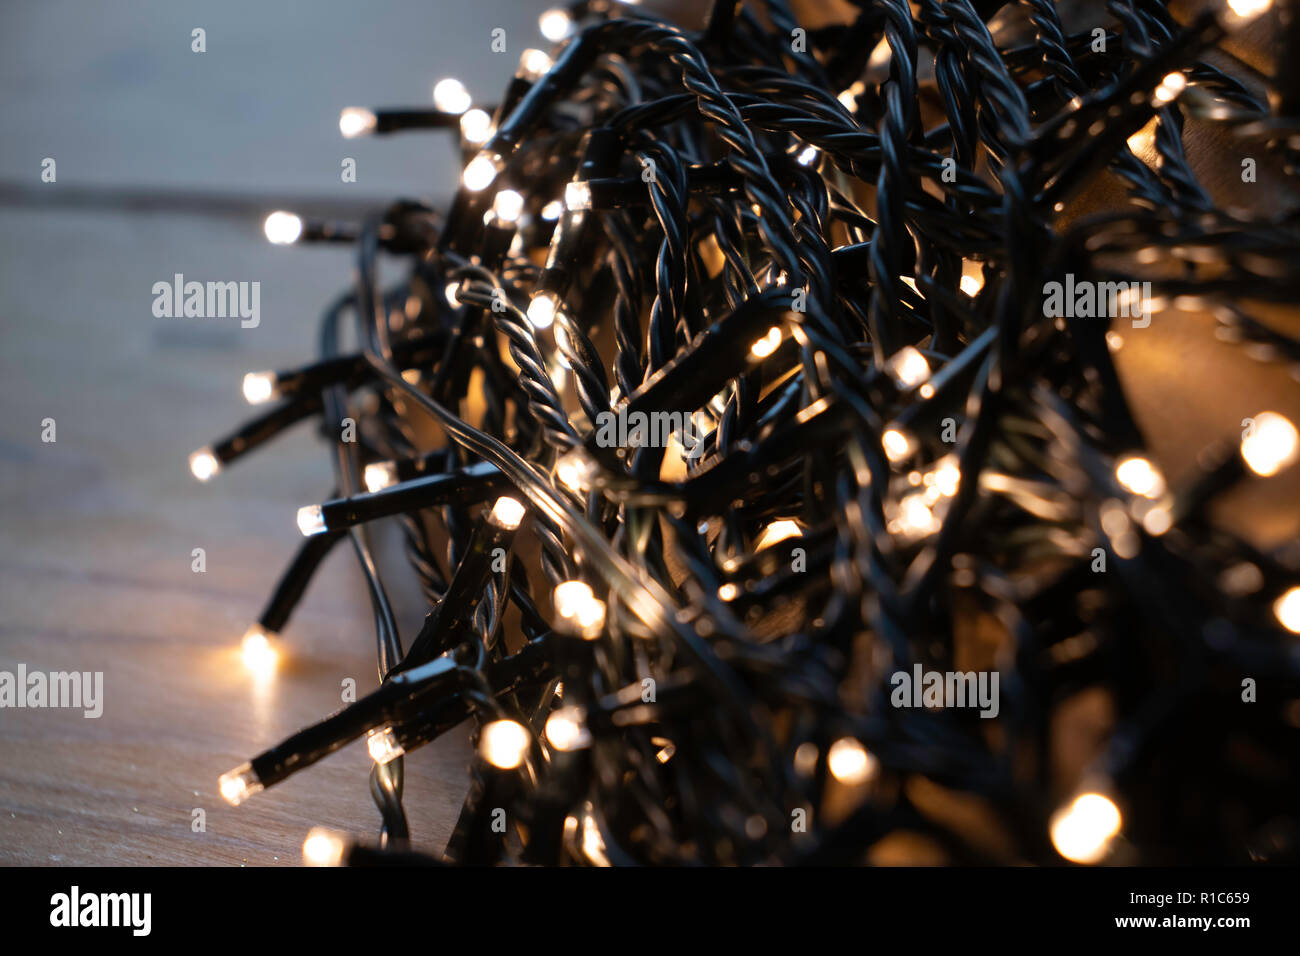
[197,0,1300,865]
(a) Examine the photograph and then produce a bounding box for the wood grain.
[0,208,469,866]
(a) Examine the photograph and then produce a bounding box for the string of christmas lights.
[195,0,1300,865]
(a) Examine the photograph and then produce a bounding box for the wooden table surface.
[0,0,563,869]
[0,204,477,866]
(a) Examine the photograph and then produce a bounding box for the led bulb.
[218,763,262,806]
[480,719,530,769]
[520,48,553,80]
[827,737,877,785]
[556,450,593,493]
[488,495,527,530]
[492,189,525,224]
[750,326,783,359]
[364,461,398,493]
[1153,71,1186,105]
[553,580,594,616]
[1050,792,1122,864]
[366,726,405,765]
[297,504,327,537]
[263,211,303,245]
[338,107,377,139]
[302,827,348,867]
[462,154,499,192]
[1241,412,1299,477]
[553,580,606,637]
[886,345,931,388]
[527,292,558,330]
[242,371,275,405]
[189,447,221,482]
[882,427,915,463]
[539,8,573,41]
[928,455,961,497]
[1115,455,1165,499]
[796,144,819,166]
[541,199,564,221]
[432,78,472,115]
[896,492,940,536]
[564,180,592,212]
[1224,0,1272,28]
[1275,586,1300,634]
[240,625,279,677]
[545,706,591,751]
[756,519,802,550]
[459,108,491,145]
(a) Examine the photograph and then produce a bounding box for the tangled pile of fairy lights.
[193,0,1300,865]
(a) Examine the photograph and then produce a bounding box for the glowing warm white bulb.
[241,625,279,677]
[263,210,303,245]
[1115,455,1166,499]
[492,189,525,224]
[882,428,914,463]
[338,107,377,138]
[1241,412,1299,477]
[459,108,492,145]
[520,48,553,80]
[887,345,931,388]
[1142,504,1172,536]
[796,144,819,166]
[527,292,558,330]
[189,447,220,482]
[960,273,982,296]
[302,828,348,866]
[1224,0,1272,27]
[242,371,275,405]
[717,582,740,601]
[366,726,405,765]
[756,519,802,550]
[297,504,327,537]
[480,719,530,770]
[489,495,527,530]
[1050,793,1122,864]
[541,199,564,221]
[827,737,877,785]
[554,580,606,636]
[364,461,398,493]
[1153,71,1186,104]
[1275,586,1300,634]
[432,78,472,115]
[579,804,611,865]
[930,455,961,497]
[750,326,783,359]
[555,450,592,493]
[462,154,498,192]
[218,763,262,806]
[545,706,591,751]
[564,180,592,212]
[897,493,940,536]
[539,8,572,41]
